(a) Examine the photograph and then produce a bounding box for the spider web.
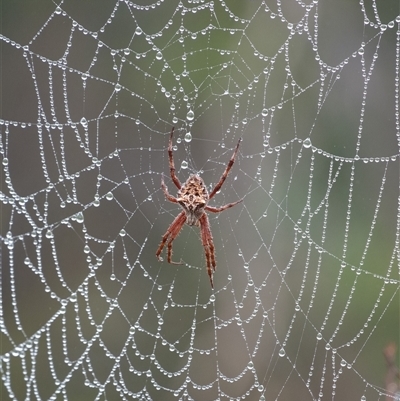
[1,0,400,400]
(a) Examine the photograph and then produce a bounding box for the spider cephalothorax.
[156,127,242,288]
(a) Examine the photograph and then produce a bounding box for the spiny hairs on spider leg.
[156,127,243,288]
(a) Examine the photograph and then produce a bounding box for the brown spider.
[156,127,243,288]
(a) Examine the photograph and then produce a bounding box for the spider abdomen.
[177,174,209,226]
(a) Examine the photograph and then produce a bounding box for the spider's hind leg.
[208,137,241,200]
[168,127,182,189]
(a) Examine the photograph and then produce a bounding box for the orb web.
[1,1,399,400]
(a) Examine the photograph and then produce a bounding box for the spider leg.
[199,214,216,288]
[168,127,182,190]
[205,198,243,213]
[156,210,186,264]
[208,137,241,200]
[161,174,179,204]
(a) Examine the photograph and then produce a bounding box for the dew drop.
[186,109,194,121]
[76,212,84,223]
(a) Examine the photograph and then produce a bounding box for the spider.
[156,127,243,288]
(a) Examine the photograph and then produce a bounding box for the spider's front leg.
[199,213,216,288]
[156,211,186,265]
